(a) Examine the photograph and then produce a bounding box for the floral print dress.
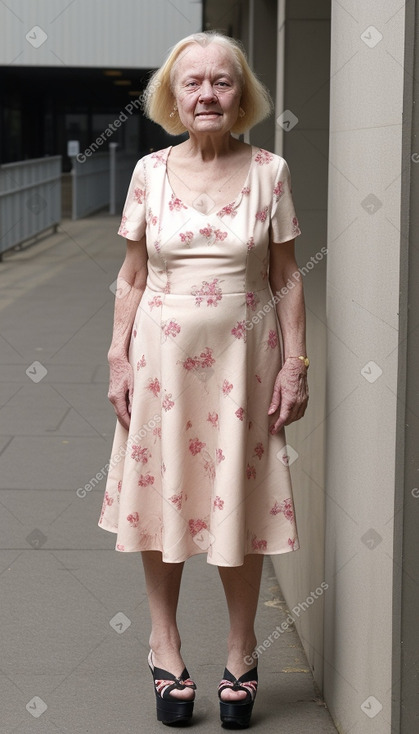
[99,145,302,567]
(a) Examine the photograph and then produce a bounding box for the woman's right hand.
[108,357,134,430]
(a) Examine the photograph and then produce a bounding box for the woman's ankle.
[225,634,258,677]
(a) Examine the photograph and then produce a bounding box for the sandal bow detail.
[218,666,258,729]
[148,650,196,726]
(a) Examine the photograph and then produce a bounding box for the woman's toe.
[220,689,247,702]
[169,687,195,701]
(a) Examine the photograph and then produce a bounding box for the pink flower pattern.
[162,391,175,411]
[222,380,233,396]
[235,407,245,421]
[162,319,181,338]
[148,295,163,310]
[138,473,155,487]
[169,193,187,211]
[207,411,219,427]
[131,445,151,464]
[291,216,300,236]
[169,492,183,510]
[151,151,166,167]
[273,181,284,201]
[99,490,113,523]
[189,437,206,455]
[231,321,247,341]
[134,187,145,203]
[118,215,129,237]
[199,225,228,242]
[127,512,140,528]
[147,207,158,226]
[101,144,302,563]
[147,378,161,397]
[180,347,215,371]
[246,292,260,311]
[192,278,223,307]
[214,495,224,510]
[189,518,208,537]
[266,330,278,349]
[254,442,264,460]
[180,231,194,246]
[255,206,269,223]
[203,458,216,480]
[255,149,273,165]
[270,498,294,522]
[246,464,256,479]
[218,202,237,218]
[252,535,268,550]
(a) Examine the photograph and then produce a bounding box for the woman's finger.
[113,395,131,430]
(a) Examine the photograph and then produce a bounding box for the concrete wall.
[0,0,202,67]
[271,0,331,691]
[394,4,419,730]
[323,2,405,732]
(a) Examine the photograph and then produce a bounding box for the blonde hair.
[143,31,273,135]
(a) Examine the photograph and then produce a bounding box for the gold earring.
[239,107,245,118]
[169,103,178,118]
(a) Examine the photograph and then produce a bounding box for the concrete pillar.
[323,2,405,731]
[271,0,331,691]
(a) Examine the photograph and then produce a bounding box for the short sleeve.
[117,157,147,241]
[270,158,301,244]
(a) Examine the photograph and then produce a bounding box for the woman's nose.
[199,80,217,102]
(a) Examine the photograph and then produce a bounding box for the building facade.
[0,0,201,166]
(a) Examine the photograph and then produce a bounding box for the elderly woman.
[99,31,308,729]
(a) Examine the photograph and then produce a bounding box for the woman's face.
[172,43,242,136]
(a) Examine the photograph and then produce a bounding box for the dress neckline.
[164,145,255,217]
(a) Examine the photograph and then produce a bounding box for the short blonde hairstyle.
[143,31,273,135]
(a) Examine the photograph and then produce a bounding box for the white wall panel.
[323,1,405,732]
[0,0,202,67]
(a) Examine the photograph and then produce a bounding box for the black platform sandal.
[148,650,196,726]
[218,667,258,729]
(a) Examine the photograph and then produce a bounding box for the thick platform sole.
[155,693,194,726]
[219,699,254,729]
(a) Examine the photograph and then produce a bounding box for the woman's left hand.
[268,360,309,434]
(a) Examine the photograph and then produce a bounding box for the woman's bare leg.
[141,550,194,701]
[218,554,264,702]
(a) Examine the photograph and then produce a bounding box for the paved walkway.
[0,216,338,733]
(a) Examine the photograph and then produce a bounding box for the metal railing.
[0,156,61,256]
[71,147,139,220]
[71,152,110,220]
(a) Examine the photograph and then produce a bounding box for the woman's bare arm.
[108,238,148,429]
[268,239,309,433]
